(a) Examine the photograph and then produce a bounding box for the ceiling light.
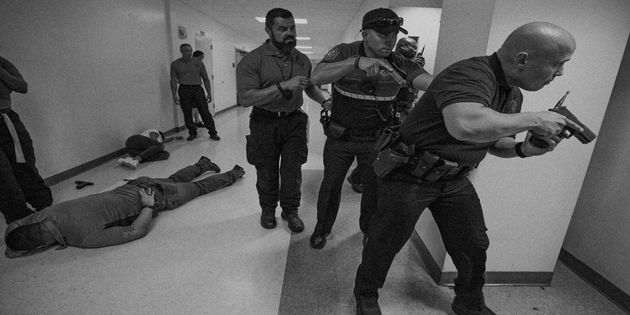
[297,37,311,40]
[295,46,312,49]
[301,51,313,54]
[255,17,307,24]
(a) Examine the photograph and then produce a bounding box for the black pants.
[315,137,377,235]
[0,110,52,223]
[125,135,169,162]
[178,85,217,136]
[355,175,489,297]
[246,108,308,215]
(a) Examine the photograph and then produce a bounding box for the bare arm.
[0,57,28,93]
[311,56,395,85]
[200,63,212,102]
[169,63,179,104]
[411,73,433,91]
[305,83,329,105]
[80,207,154,248]
[442,102,582,143]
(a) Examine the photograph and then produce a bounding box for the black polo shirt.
[320,41,426,130]
[400,53,523,166]
[236,40,313,112]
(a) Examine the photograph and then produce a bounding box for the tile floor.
[0,100,625,314]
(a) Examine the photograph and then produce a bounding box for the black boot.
[452,280,496,315]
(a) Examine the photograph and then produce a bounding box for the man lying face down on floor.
[4,157,245,258]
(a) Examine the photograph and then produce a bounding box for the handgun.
[529,91,597,148]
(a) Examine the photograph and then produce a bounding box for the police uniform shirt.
[236,40,313,112]
[320,41,426,130]
[400,53,523,166]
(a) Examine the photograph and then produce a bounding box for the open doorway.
[234,48,248,106]
[195,34,214,116]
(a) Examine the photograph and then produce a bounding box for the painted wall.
[169,0,260,114]
[439,0,630,275]
[563,35,630,294]
[0,0,173,177]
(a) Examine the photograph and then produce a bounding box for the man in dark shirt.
[309,8,433,250]
[0,55,52,224]
[353,22,582,315]
[237,8,329,234]
[4,157,244,258]
[345,36,425,194]
[170,44,219,141]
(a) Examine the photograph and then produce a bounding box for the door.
[234,48,248,106]
[195,35,214,115]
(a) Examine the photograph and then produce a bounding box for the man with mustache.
[353,22,581,315]
[309,8,433,250]
[237,8,330,233]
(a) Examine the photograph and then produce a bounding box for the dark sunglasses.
[363,17,404,29]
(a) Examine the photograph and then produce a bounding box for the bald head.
[395,37,418,59]
[497,22,576,91]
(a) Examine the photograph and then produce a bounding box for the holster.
[324,120,347,139]
[373,148,408,178]
[410,151,463,182]
[372,134,414,178]
[320,109,346,139]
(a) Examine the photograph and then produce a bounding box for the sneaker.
[118,157,139,169]
[197,156,221,173]
[187,134,197,141]
[232,165,245,178]
[209,134,221,141]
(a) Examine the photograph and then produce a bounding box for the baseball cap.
[361,8,408,35]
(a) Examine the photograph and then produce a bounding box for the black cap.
[361,8,408,35]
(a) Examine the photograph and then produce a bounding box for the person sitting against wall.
[5,157,244,258]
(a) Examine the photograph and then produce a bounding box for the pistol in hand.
[529,91,597,148]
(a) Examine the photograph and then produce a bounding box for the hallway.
[0,100,624,314]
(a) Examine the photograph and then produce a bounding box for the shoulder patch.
[323,47,341,61]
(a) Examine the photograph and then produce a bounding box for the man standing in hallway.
[309,8,433,250]
[237,8,330,233]
[0,55,52,224]
[353,22,581,315]
[170,43,220,141]
[345,35,426,194]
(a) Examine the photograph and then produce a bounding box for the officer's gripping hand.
[522,131,562,156]
[357,57,394,77]
[530,110,583,138]
[282,75,310,92]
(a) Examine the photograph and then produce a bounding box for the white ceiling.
[179,0,366,60]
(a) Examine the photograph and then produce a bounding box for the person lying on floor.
[118,129,181,169]
[4,157,245,258]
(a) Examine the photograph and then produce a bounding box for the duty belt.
[391,147,474,183]
[252,106,299,119]
[334,85,396,102]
